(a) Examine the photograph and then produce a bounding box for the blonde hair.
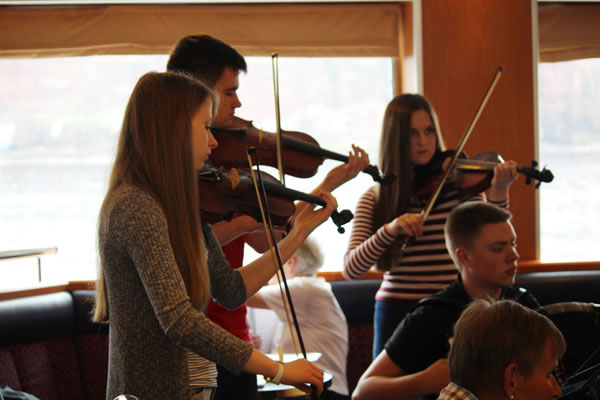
[293,237,324,276]
[93,72,217,322]
[449,299,566,394]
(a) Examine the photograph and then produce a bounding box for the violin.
[415,150,554,199]
[209,116,393,184]
[397,67,550,258]
[197,165,353,233]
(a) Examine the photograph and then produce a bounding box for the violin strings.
[457,158,498,169]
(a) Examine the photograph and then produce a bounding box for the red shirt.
[206,234,253,343]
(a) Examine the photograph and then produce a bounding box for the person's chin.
[415,153,432,165]
[504,270,517,285]
[224,113,235,126]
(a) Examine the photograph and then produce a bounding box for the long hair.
[93,72,217,322]
[373,94,444,271]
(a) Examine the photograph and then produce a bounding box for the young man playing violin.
[351,202,541,400]
[167,34,369,400]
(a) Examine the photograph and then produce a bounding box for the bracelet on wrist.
[265,362,284,385]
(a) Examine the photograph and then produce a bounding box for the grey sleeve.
[202,223,247,310]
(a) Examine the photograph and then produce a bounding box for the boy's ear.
[456,247,470,267]
[503,362,518,399]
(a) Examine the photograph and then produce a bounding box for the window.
[0,55,168,289]
[0,55,393,289]
[538,58,600,262]
[238,57,393,270]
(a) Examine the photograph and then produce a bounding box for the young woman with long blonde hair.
[94,71,334,399]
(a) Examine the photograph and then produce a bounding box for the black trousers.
[214,364,258,400]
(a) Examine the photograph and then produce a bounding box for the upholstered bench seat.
[0,291,107,400]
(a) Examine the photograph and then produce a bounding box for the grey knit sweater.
[99,185,254,400]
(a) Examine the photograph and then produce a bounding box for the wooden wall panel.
[421,0,538,260]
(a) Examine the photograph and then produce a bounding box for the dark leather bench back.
[0,291,108,400]
[0,292,75,346]
[516,271,600,306]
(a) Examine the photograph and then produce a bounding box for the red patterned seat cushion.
[76,334,109,400]
[345,323,373,393]
[10,338,85,400]
[0,348,21,390]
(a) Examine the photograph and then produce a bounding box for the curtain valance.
[0,3,404,58]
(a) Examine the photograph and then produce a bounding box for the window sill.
[318,260,600,281]
[0,281,93,301]
[1,262,599,301]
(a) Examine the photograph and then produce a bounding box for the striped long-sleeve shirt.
[343,183,507,301]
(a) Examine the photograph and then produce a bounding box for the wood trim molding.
[1,262,599,301]
[318,260,600,281]
[0,280,94,301]
[0,283,70,301]
[420,0,538,260]
[318,270,384,282]
[517,260,600,273]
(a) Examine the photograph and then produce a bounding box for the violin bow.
[270,52,299,351]
[271,50,301,354]
[272,52,286,186]
[399,66,503,254]
[246,149,319,399]
[244,53,320,398]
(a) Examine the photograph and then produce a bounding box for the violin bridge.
[228,168,241,189]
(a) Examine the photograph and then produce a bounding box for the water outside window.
[538,58,600,262]
[2,54,595,290]
[0,56,393,289]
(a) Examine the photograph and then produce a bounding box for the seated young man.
[351,202,540,400]
[248,238,349,400]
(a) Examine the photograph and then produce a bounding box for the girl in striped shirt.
[342,94,518,358]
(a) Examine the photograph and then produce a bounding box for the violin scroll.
[331,209,354,234]
[521,160,554,188]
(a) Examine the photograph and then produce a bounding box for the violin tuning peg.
[535,181,542,189]
[531,160,538,168]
